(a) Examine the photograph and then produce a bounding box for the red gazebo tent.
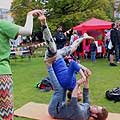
[73,18,112,33]
[73,18,112,56]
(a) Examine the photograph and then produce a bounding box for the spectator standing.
[109,23,117,66]
[54,25,67,49]
[70,30,79,44]
[90,39,97,62]
[70,30,81,59]
[111,22,120,63]
[104,30,111,60]
[116,22,120,63]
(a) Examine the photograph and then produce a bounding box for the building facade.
[0,8,13,21]
[114,0,120,18]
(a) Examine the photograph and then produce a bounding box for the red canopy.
[73,18,112,33]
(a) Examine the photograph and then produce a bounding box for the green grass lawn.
[10,57,120,120]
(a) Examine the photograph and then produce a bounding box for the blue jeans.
[91,51,96,62]
[48,67,66,118]
[115,44,120,62]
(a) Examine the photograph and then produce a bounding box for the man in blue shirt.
[46,60,108,120]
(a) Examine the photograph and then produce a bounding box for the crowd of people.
[53,26,107,63]
[0,9,109,120]
[105,22,120,66]
[50,20,120,66]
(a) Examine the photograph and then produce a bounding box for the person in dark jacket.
[111,22,120,63]
[90,39,97,62]
[54,25,67,49]
[109,23,117,66]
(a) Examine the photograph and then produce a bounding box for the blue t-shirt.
[53,57,80,90]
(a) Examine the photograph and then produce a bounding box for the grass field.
[10,57,120,120]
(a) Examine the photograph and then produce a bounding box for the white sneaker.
[83,33,94,39]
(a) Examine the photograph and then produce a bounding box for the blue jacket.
[54,31,67,49]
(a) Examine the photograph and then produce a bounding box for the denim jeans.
[48,67,67,118]
[47,67,90,120]
[115,44,120,62]
[91,51,96,62]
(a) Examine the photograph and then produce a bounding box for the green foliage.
[46,0,114,32]
[11,0,43,31]
[11,0,114,32]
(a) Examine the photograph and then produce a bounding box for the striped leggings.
[0,75,13,120]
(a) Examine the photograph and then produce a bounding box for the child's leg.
[42,25,57,57]
[57,34,89,57]
[67,61,87,90]
[66,61,81,90]
[57,37,85,57]
[67,61,81,77]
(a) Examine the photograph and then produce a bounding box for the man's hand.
[72,78,84,98]
[84,68,92,78]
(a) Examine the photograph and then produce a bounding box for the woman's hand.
[28,9,43,16]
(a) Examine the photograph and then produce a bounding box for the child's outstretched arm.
[38,12,57,56]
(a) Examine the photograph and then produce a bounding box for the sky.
[0,0,13,9]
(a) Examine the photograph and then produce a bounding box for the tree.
[46,0,114,32]
[11,0,114,33]
[11,0,43,31]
